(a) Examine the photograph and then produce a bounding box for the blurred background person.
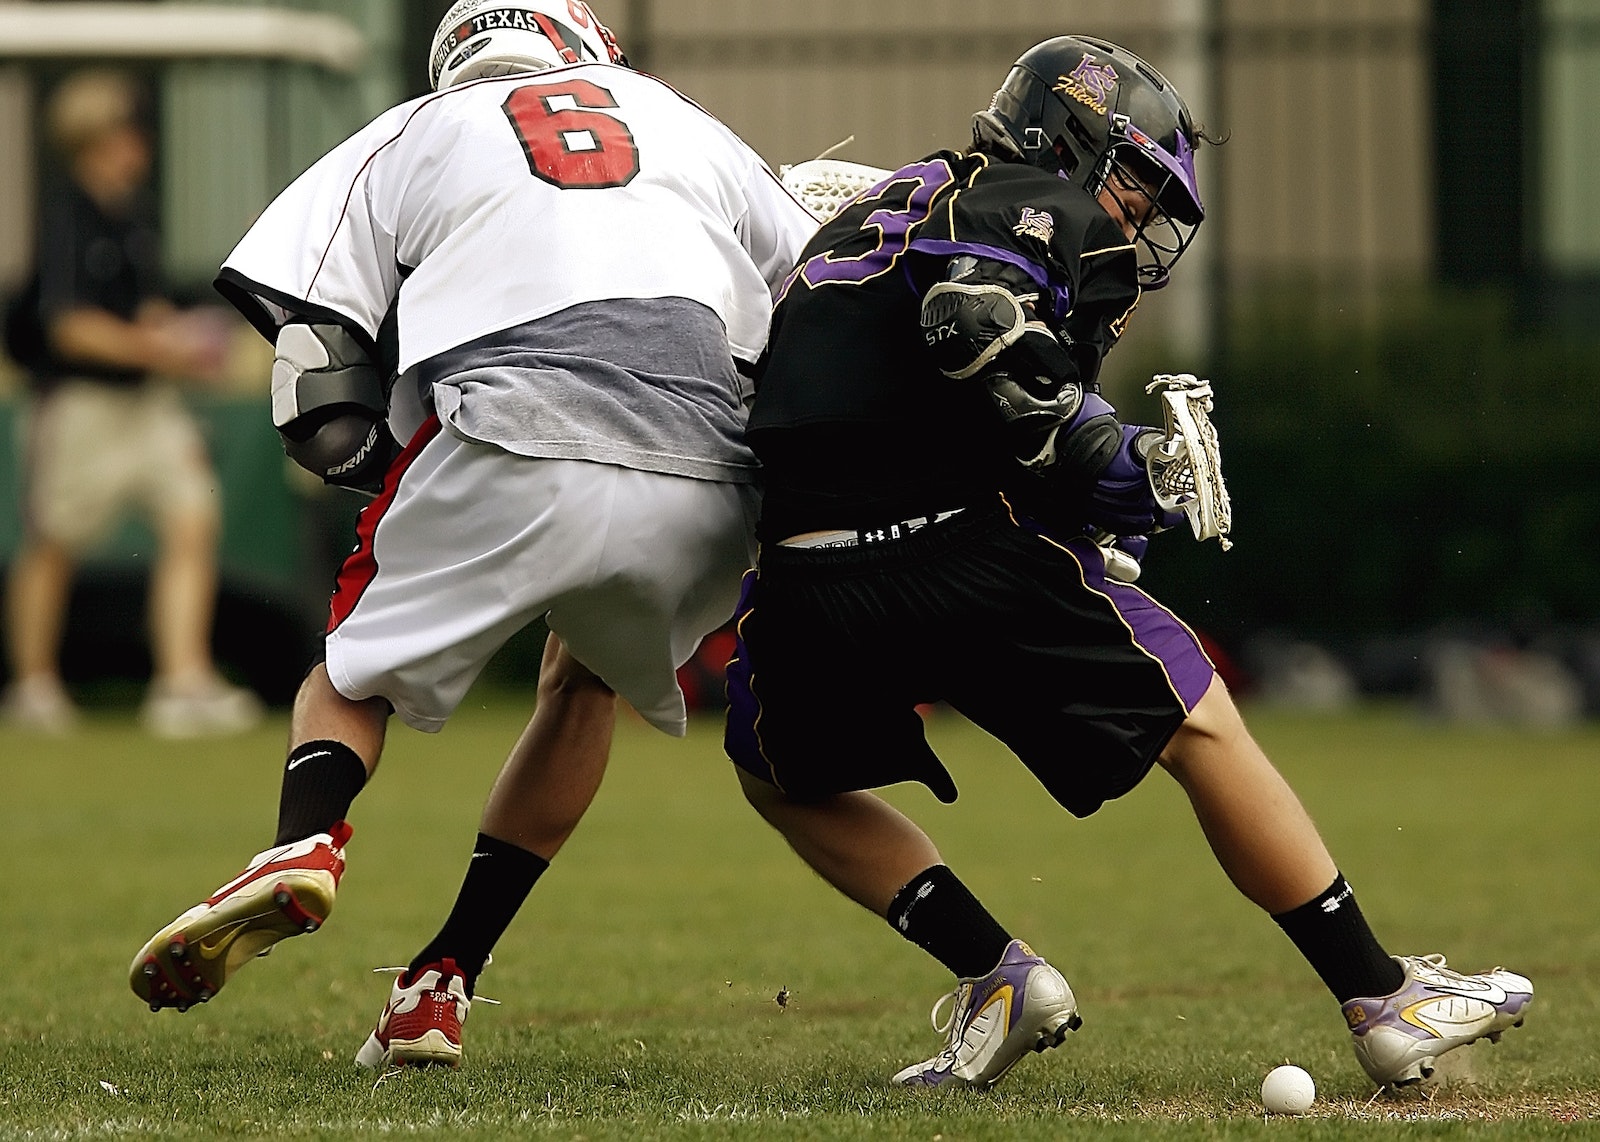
[1,68,262,737]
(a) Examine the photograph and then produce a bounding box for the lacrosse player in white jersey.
[128,0,818,1067]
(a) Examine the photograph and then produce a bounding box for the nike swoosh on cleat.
[1428,980,1509,1005]
[195,911,278,957]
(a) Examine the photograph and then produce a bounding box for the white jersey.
[218,63,817,480]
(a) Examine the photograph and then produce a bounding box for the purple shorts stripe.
[1052,534,1216,713]
[723,567,781,786]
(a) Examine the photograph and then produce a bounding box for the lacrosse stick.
[779,143,894,222]
[1144,373,1233,550]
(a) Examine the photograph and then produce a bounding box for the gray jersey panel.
[418,297,758,484]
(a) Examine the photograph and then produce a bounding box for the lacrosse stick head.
[1145,373,1232,550]
[779,158,894,222]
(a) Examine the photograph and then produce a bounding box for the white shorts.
[324,418,758,735]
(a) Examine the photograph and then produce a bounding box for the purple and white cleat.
[1342,953,1533,1088]
[892,939,1082,1089]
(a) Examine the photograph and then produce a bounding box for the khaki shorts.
[18,380,218,551]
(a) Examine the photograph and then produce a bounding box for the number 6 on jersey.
[502,78,640,189]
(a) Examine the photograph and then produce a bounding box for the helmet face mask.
[973,35,1205,290]
[429,0,626,91]
[1101,121,1202,289]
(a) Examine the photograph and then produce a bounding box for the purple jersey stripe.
[907,238,1072,320]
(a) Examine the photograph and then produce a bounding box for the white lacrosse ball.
[1260,1064,1316,1115]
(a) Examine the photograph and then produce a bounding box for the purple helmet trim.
[1114,119,1203,225]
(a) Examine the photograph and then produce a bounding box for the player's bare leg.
[1,537,78,731]
[1156,676,1336,913]
[736,772,1080,1087]
[289,663,389,777]
[735,771,942,916]
[1159,675,1533,1087]
[356,634,619,1068]
[479,634,617,858]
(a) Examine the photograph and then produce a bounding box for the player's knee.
[536,646,615,703]
[1159,672,1244,769]
[735,765,790,817]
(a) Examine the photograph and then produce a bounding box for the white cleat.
[1342,953,1533,1088]
[129,823,352,1011]
[355,959,472,1069]
[892,939,1082,1089]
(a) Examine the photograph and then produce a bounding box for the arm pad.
[919,257,1122,479]
[920,258,1070,383]
[271,322,397,492]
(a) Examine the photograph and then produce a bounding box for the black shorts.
[724,496,1216,817]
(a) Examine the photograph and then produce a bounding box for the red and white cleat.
[129,822,352,1011]
[354,959,472,1069]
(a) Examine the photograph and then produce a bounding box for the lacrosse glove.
[1085,424,1188,536]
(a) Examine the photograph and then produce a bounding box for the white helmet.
[428,0,626,91]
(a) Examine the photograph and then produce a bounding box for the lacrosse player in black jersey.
[725,35,1532,1092]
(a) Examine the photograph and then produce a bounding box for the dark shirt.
[748,150,1140,542]
[33,171,165,388]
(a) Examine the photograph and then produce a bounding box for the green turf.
[2,697,1596,1138]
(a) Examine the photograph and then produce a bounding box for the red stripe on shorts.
[326,414,443,634]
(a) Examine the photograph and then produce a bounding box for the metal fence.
[3,0,1598,336]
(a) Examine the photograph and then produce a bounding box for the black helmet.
[974,35,1204,289]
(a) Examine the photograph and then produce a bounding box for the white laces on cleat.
[929,984,971,1034]
[369,963,501,1005]
[923,982,979,1064]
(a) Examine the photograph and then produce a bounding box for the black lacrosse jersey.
[749,150,1140,543]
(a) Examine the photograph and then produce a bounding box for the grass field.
[2,695,1597,1139]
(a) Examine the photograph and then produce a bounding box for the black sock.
[885,865,1014,980]
[274,740,367,845]
[410,833,549,995]
[1272,873,1406,1003]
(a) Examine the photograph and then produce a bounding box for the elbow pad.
[271,322,397,492]
[987,378,1122,476]
[921,258,1116,474]
[920,278,1073,384]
